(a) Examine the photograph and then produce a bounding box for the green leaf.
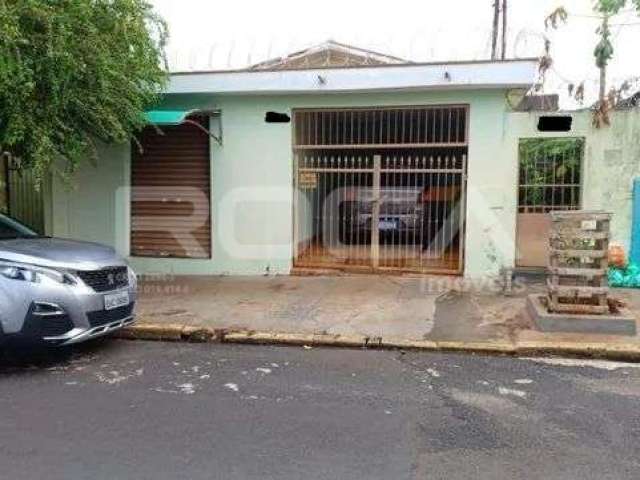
[0,0,168,184]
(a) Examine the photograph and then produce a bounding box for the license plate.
[104,291,130,311]
[378,220,397,231]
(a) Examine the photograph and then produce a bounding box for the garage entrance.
[293,106,468,274]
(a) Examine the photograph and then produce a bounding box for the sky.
[150,0,640,106]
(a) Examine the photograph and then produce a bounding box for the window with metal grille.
[293,106,468,149]
[518,138,584,214]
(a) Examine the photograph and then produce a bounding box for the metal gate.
[0,157,7,214]
[516,138,584,268]
[0,160,44,234]
[293,106,468,274]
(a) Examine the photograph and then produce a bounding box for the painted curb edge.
[112,323,640,361]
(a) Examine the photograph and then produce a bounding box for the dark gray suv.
[0,214,136,346]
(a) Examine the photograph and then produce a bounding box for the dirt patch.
[267,282,298,292]
[159,309,190,317]
[503,311,534,341]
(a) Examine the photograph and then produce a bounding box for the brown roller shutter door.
[131,116,212,258]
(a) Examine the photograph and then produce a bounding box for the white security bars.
[293,106,468,274]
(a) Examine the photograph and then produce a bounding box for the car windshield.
[0,213,40,240]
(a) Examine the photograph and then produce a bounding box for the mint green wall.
[506,109,640,255]
[49,143,129,253]
[49,89,517,278]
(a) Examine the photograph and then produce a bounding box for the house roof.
[167,58,540,96]
[248,40,408,71]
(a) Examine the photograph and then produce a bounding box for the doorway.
[516,138,584,268]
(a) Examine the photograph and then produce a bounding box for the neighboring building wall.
[505,109,640,262]
[48,89,521,279]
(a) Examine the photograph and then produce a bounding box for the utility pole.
[598,14,609,105]
[491,0,500,59]
[501,0,508,59]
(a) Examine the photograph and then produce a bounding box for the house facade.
[35,45,640,281]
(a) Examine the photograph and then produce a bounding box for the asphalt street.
[1,340,639,480]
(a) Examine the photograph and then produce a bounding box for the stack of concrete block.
[547,210,611,315]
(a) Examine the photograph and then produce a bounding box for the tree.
[545,1,639,125]
[0,0,168,181]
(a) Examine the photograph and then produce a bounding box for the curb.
[114,324,220,343]
[516,340,640,362]
[112,323,640,361]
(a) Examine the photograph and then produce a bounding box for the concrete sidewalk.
[122,275,640,360]
[134,275,446,340]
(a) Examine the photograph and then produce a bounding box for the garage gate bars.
[292,106,469,275]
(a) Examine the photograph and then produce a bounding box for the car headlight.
[0,261,77,285]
